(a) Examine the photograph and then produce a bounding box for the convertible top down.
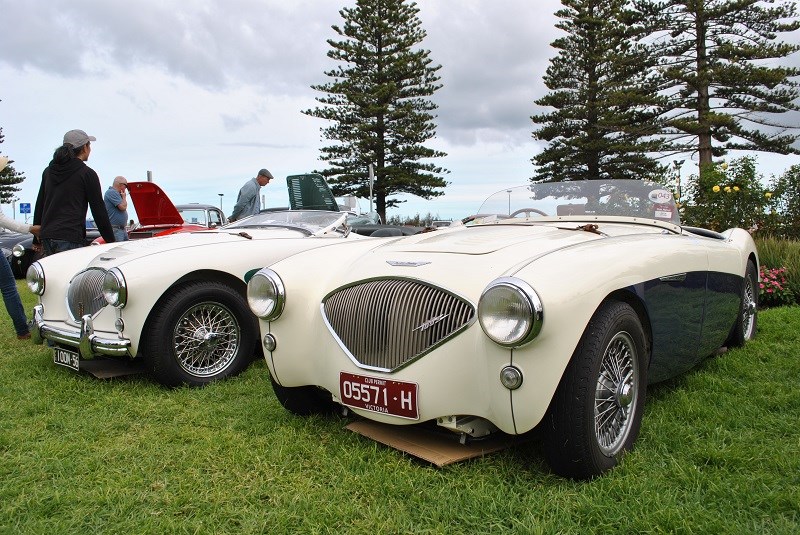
[247,180,759,478]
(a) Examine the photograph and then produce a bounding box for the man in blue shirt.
[104,176,129,241]
[229,168,273,221]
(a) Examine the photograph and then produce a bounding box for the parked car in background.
[94,182,228,243]
[247,179,759,479]
[27,174,425,387]
[2,228,29,271]
[10,221,100,278]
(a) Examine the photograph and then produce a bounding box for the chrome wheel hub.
[595,331,639,455]
[742,277,756,339]
[173,302,240,377]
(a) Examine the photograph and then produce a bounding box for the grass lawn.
[1,281,798,534]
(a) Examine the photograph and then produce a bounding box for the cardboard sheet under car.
[346,419,532,466]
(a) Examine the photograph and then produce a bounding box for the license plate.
[339,372,418,420]
[53,347,80,372]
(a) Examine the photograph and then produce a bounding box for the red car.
[95,181,228,243]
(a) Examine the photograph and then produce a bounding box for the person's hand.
[29,225,41,238]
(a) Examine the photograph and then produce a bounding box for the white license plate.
[339,372,419,420]
[53,347,80,372]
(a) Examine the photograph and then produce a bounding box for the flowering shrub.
[759,266,795,308]
[681,157,771,233]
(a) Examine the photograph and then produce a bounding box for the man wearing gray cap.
[229,168,274,222]
[33,129,116,255]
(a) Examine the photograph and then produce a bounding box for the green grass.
[1,282,798,534]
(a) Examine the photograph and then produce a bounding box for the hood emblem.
[413,313,449,332]
[386,260,430,267]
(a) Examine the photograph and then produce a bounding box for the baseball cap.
[257,168,274,179]
[63,129,97,148]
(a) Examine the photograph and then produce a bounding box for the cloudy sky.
[1,0,798,222]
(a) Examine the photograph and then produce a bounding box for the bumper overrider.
[32,304,132,358]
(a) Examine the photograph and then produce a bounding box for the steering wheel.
[510,207,548,218]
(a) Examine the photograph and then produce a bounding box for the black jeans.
[42,238,85,257]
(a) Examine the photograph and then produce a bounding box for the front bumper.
[31,304,132,359]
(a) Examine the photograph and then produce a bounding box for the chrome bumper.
[32,305,132,359]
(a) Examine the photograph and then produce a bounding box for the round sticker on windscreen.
[648,189,674,204]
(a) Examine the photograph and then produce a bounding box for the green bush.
[768,164,800,240]
[681,157,770,232]
[680,158,799,240]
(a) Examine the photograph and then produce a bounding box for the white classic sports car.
[246,179,759,479]
[26,174,404,387]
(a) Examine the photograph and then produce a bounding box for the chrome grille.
[67,268,108,321]
[323,278,475,372]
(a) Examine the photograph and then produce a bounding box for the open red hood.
[127,181,184,226]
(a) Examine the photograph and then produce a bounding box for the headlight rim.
[26,261,46,295]
[247,268,285,320]
[102,267,128,308]
[478,276,543,348]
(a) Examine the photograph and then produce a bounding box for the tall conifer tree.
[0,126,25,204]
[532,0,666,182]
[638,0,800,166]
[304,0,447,222]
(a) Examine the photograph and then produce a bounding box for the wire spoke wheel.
[542,300,647,479]
[741,273,757,340]
[594,331,638,456]
[173,301,240,378]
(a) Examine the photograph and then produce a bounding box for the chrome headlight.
[247,268,285,320]
[26,262,45,295]
[478,277,543,347]
[102,268,128,308]
[12,243,25,258]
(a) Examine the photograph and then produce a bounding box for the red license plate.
[339,372,418,420]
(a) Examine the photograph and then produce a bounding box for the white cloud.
[0,0,797,222]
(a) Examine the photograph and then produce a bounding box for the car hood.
[84,227,318,266]
[271,218,682,297]
[385,219,674,255]
[127,181,184,226]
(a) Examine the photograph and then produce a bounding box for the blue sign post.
[20,203,31,214]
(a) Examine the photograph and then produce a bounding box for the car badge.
[413,313,449,332]
[386,260,431,267]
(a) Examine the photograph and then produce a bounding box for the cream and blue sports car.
[247,180,759,479]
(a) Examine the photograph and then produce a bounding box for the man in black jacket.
[33,129,116,255]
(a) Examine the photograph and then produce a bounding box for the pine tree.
[532,0,667,182]
[303,0,448,222]
[0,126,26,205]
[638,0,800,166]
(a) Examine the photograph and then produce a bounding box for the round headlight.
[26,262,45,295]
[12,243,26,258]
[102,268,127,308]
[247,268,285,320]
[478,277,543,347]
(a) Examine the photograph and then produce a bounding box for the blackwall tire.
[542,300,648,479]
